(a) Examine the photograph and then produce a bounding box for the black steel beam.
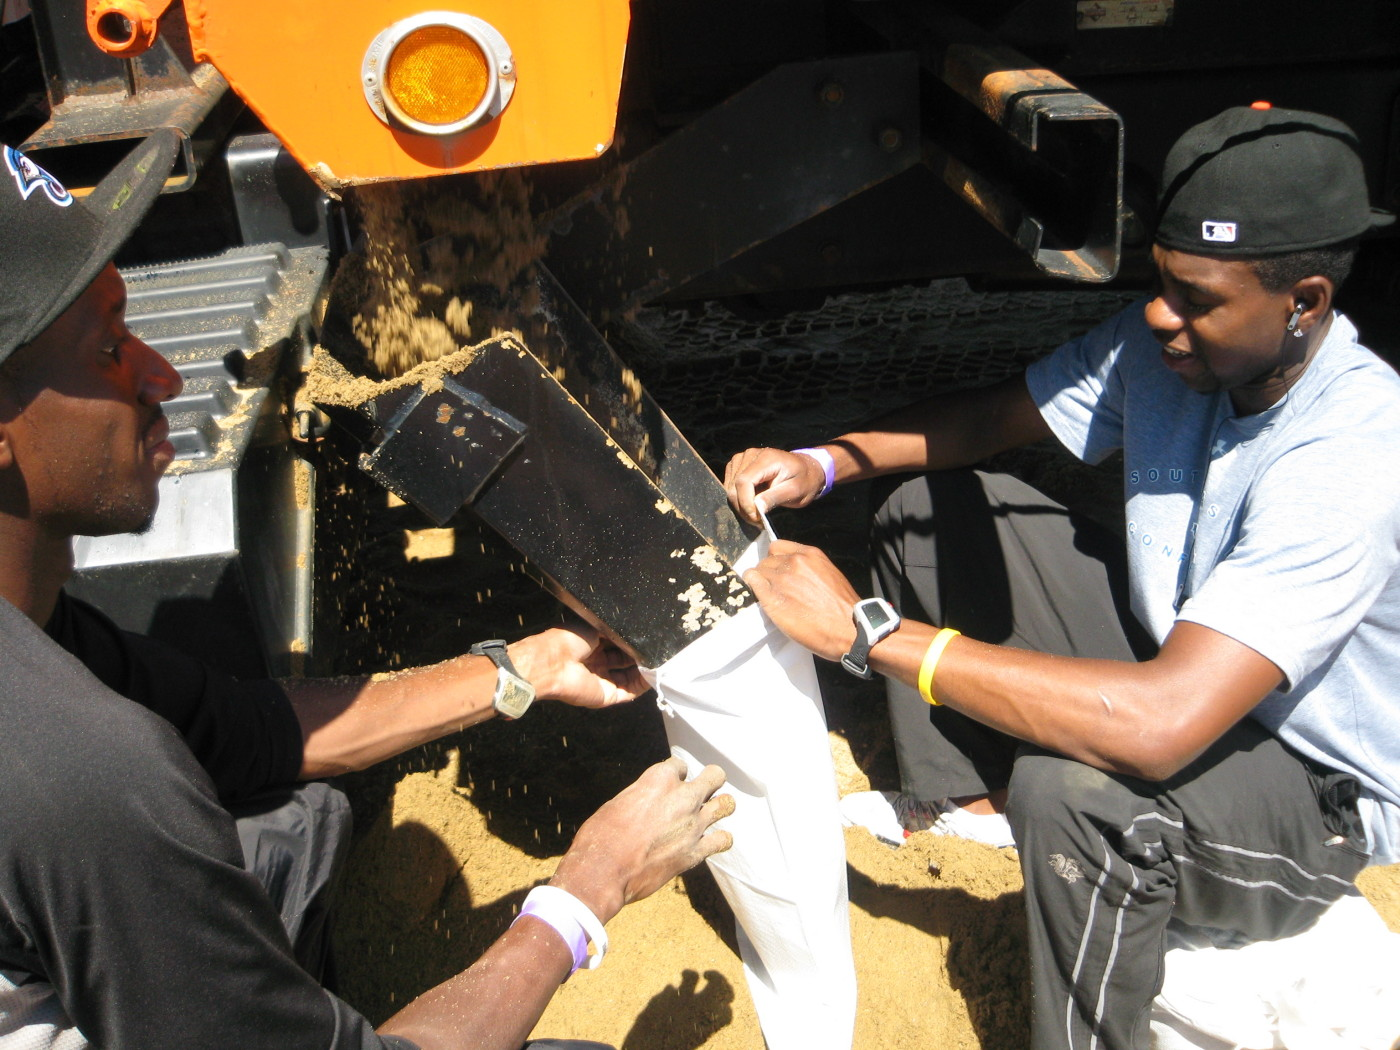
[664,164,1030,301]
[544,51,922,320]
[29,0,132,100]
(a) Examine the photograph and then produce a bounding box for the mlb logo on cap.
[4,146,73,207]
[1201,220,1238,243]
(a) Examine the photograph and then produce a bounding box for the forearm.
[285,628,641,779]
[377,758,732,1050]
[819,374,1049,484]
[376,918,574,1050]
[725,374,1049,523]
[738,540,1181,773]
[870,620,1281,781]
[285,654,498,779]
[870,625,1170,776]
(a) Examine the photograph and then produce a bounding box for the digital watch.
[840,597,902,680]
[470,639,536,719]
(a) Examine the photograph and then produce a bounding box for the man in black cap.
[725,104,1398,1048]
[0,132,734,1049]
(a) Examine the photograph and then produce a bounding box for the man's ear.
[1290,276,1333,335]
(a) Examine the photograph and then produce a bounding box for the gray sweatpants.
[870,469,1369,1050]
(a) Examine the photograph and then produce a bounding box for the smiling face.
[0,264,182,538]
[1143,245,1324,415]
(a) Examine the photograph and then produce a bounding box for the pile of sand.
[331,688,1400,1049]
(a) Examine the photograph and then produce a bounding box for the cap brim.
[1370,207,1396,230]
[19,128,182,345]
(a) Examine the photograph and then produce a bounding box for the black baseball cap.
[0,129,181,364]
[1156,103,1394,256]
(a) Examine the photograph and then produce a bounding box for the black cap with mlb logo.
[0,129,180,364]
[1156,102,1394,256]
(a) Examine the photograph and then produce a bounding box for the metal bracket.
[359,380,528,527]
[226,132,333,249]
[21,1,238,193]
[855,2,1124,282]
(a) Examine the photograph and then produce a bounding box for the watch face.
[864,604,891,630]
[494,675,535,720]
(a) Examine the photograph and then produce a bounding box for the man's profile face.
[1142,246,1313,414]
[0,264,182,538]
[1142,245,1316,414]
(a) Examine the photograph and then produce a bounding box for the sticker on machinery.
[1077,0,1175,29]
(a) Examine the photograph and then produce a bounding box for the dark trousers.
[870,470,1369,1050]
[229,780,354,987]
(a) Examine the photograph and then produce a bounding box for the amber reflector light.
[385,25,489,126]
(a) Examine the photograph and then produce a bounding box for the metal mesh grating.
[608,278,1140,462]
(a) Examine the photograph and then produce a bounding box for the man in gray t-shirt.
[724,105,1397,1050]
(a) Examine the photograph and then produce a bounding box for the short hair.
[1248,240,1357,293]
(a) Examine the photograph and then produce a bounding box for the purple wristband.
[791,447,836,498]
[516,897,589,974]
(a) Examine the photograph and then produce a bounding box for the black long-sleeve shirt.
[0,592,405,1049]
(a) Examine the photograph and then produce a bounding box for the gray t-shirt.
[1028,303,1400,864]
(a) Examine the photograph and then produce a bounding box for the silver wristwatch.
[840,597,902,679]
[470,639,536,719]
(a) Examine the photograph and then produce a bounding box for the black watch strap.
[841,598,900,680]
[470,638,519,675]
[840,633,877,680]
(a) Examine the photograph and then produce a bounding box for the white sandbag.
[1151,890,1400,1050]
[642,534,856,1050]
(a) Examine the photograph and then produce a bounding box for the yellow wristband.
[917,628,961,706]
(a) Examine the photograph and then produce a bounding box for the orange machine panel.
[184,0,630,188]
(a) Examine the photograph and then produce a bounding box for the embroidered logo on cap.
[1201,220,1237,243]
[4,146,73,207]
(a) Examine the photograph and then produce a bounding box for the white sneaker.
[926,802,1015,849]
[838,790,906,845]
[839,791,1015,848]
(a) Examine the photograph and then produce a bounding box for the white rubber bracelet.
[514,891,587,973]
[517,885,609,971]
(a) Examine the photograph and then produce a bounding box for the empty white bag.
[642,534,856,1050]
